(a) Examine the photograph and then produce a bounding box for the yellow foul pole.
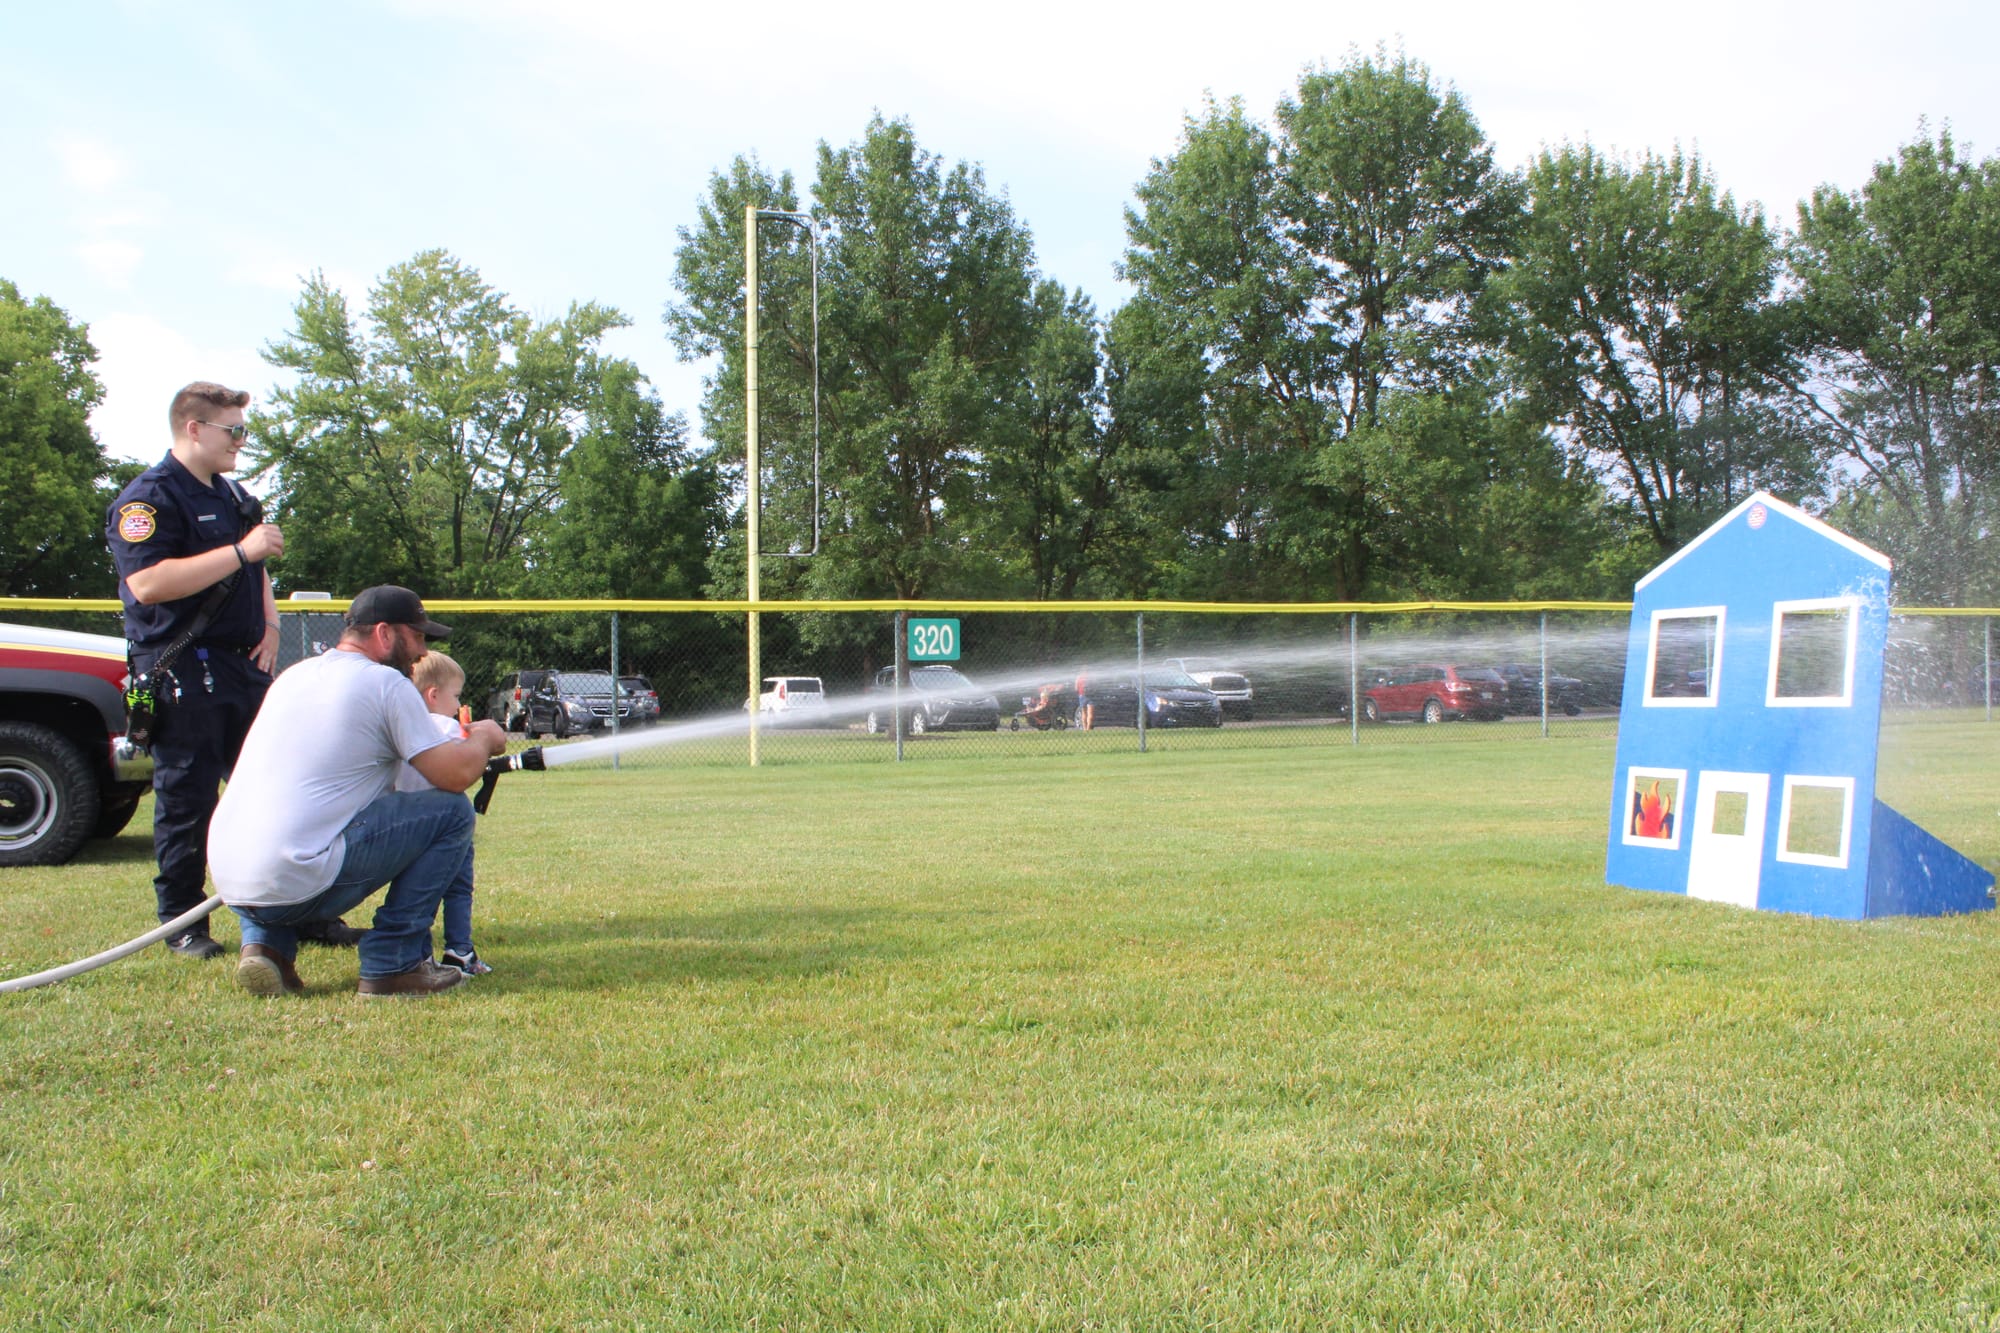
[744,204,761,767]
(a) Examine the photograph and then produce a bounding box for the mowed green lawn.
[3,724,1998,1331]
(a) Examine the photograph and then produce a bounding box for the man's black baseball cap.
[344,585,452,641]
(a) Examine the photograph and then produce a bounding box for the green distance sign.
[908,617,961,662]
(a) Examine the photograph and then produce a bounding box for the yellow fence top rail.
[5,597,1996,616]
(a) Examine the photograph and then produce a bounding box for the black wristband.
[234,543,249,568]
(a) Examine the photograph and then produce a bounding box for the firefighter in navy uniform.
[106,381,360,957]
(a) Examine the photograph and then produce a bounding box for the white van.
[749,675,830,725]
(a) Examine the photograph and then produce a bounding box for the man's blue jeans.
[229,788,475,979]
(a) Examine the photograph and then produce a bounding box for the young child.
[395,651,493,975]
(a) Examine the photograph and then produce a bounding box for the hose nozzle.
[472,746,546,815]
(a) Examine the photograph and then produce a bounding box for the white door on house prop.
[1687,771,1769,909]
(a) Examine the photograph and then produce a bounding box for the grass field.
[3,724,1999,1330]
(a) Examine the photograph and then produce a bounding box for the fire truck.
[0,623,154,866]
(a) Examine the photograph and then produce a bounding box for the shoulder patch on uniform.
[117,503,157,543]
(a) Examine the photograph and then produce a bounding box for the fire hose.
[1,748,545,994]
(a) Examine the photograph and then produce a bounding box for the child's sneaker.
[441,948,492,976]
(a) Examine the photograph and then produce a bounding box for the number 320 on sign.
[908,618,960,662]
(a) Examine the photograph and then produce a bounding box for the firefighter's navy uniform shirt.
[107,453,266,657]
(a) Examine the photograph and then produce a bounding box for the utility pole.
[744,203,762,767]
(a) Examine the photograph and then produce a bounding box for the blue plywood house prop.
[1605,492,1993,919]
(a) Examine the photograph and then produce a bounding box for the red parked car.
[1363,663,1507,723]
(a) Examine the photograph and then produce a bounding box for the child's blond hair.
[411,650,465,696]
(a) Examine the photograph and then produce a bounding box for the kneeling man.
[209,586,508,997]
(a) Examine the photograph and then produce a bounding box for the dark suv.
[619,676,660,726]
[1492,662,1585,716]
[523,670,632,738]
[864,665,1001,735]
[487,669,553,732]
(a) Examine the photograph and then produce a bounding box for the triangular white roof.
[1634,491,1891,593]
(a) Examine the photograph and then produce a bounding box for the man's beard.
[389,636,424,678]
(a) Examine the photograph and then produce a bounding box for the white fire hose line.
[5,748,549,994]
[0,895,221,994]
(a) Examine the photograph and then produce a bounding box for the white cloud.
[74,240,145,289]
[77,206,159,232]
[88,313,277,468]
[51,138,162,294]
[55,136,125,193]
[223,242,330,298]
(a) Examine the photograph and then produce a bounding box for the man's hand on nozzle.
[241,523,285,562]
[467,718,508,757]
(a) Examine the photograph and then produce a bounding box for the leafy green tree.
[1495,145,1811,553]
[466,360,736,700]
[670,116,1104,607]
[972,281,1135,600]
[1097,297,1217,597]
[1118,99,1316,597]
[0,280,128,597]
[1119,53,1523,598]
[1322,386,1644,600]
[1789,127,2000,605]
[1277,50,1522,428]
[528,360,725,600]
[254,250,636,597]
[665,156,808,533]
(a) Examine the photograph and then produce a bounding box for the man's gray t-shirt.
[210,649,452,907]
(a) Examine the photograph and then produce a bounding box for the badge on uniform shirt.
[117,503,158,543]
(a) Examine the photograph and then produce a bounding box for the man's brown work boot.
[236,943,305,997]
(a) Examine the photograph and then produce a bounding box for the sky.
[7,0,1998,472]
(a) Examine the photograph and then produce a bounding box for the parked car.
[1159,657,1253,720]
[0,622,154,866]
[1492,662,1585,716]
[619,675,661,726]
[1317,668,1387,722]
[1651,666,1710,699]
[747,675,831,726]
[487,669,553,732]
[1363,664,1506,723]
[522,670,632,738]
[865,665,1001,735]
[1081,669,1223,729]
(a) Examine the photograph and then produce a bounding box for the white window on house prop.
[1775,775,1856,869]
[1644,608,1725,707]
[1766,597,1859,708]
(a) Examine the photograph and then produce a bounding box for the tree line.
[6,49,1998,618]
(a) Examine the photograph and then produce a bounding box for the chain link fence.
[10,601,1992,771]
